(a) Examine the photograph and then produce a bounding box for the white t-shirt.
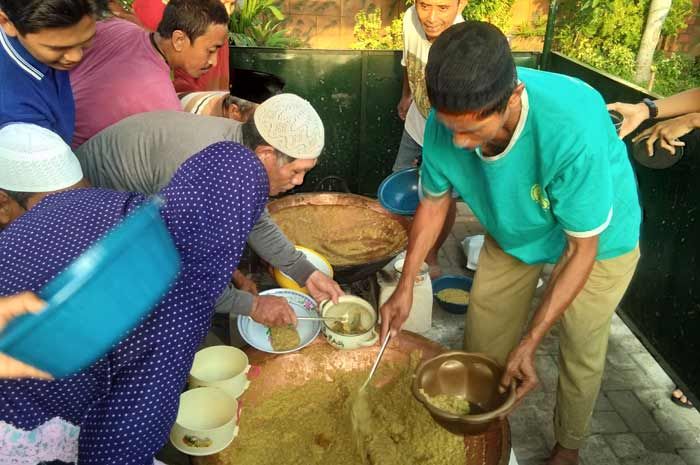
[401,6,463,146]
[179,91,228,115]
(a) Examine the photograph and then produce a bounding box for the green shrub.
[653,52,700,96]
[352,8,403,50]
[462,0,516,33]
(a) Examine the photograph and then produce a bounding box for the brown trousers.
[464,236,640,448]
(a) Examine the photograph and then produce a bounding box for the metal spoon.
[361,332,392,390]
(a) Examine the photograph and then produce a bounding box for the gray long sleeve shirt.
[75,111,317,315]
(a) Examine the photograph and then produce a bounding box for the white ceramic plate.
[237,289,321,354]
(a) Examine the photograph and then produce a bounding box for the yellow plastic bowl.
[273,246,334,295]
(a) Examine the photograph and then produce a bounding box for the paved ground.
[425,203,700,465]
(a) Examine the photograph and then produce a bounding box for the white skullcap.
[254,93,325,159]
[0,123,83,192]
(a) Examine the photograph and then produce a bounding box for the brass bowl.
[412,351,516,435]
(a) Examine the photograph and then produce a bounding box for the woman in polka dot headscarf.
[0,141,269,464]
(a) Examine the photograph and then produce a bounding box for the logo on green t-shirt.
[530,184,550,210]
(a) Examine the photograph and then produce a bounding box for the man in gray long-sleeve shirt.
[75,110,343,326]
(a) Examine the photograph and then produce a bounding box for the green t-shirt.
[421,68,641,264]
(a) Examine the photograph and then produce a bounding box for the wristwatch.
[642,98,658,119]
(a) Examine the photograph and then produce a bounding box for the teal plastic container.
[0,198,181,378]
[377,168,419,216]
[432,275,473,315]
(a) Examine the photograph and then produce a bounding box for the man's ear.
[508,83,525,108]
[0,10,19,37]
[171,30,189,52]
[254,145,277,164]
[0,191,21,228]
[227,103,245,122]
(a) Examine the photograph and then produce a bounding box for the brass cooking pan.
[193,332,511,465]
[267,193,412,283]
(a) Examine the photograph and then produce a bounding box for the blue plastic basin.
[377,168,419,216]
[0,198,181,378]
[432,275,473,315]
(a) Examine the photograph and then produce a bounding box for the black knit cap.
[230,68,286,104]
[426,21,517,114]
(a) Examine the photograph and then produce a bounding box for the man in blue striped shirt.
[0,0,96,144]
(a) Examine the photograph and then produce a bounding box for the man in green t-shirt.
[380,22,641,465]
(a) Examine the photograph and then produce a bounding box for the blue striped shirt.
[0,29,75,144]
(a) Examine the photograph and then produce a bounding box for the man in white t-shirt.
[395,0,465,275]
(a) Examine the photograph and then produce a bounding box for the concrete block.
[604,433,647,458]
[536,332,560,355]
[620,451,687,465]
[606,348,639,371]
[630,352,676,389]
[679,448,700,465]
[610,313,635,337]
[602,368,658,391]
[581,434,621,465]
[636,432,677,453]
[535,355,559,393]
[606,391,660,433]
[596,392,616,412]
[608,333,647,355]
[591,411,630,434]
[652,406,695,433]
[667,430,700,450]
[635,388,673,411]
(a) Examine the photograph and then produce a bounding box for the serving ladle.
[361,332,392,390]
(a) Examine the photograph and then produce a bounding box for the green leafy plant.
[653,51,700,96]
[554,0,699,95]
[662,0,694,36]
[351,8,403,50]
[229,0,300,48]
[462,0,515,33]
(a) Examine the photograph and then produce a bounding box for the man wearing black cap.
[380,22,642,464]
[179,68,285,121]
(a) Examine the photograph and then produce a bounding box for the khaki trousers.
[464,236,640,449]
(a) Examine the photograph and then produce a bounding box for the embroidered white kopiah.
[253,93,325,159]
[0,123,83,192]
[0,417,79,464]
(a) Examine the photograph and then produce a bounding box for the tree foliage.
[555,0,698,94]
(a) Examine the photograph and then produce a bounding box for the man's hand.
[606,102,650,139]
[0,292,52,380]
[232,269,258,295]
[0,292,45,330]
[305,271,344,304]
[499,339,539,408]
[632,113,698,156]
[397,95,412,121]
[379,287,413,342]
[249,295,297,327]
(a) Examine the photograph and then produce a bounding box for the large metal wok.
[268,193,412,283]
[194,332,511,465]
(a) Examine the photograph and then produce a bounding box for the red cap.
[132,0,167,32]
